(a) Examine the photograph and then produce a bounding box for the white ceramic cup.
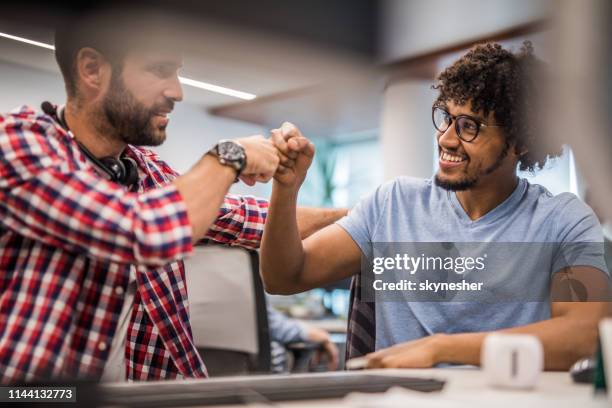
[598,318,612,400]
[481,333,543,389]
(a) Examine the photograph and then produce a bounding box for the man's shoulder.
[524,181,600,239]
[3,105,37,119]
[524,181,585,214]
[547,191,598,225]
[126,145,181,178]
[1,105,71,150]
[2,105,56,128]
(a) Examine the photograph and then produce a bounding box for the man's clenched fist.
[235,135,280,186]
[270,122,315,189]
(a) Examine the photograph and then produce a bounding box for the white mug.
[481,333,543,389]
[598,318,612,401]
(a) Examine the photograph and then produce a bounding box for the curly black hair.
[433,41,562,172]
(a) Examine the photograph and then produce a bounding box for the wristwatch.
[208,140,247,181]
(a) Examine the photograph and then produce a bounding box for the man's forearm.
[260,184,305,294]
[437,311,601,370]
[296,207,348,239]
[174,154,235,241]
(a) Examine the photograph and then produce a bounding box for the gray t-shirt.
[101,268,137,382]
[337,177,608,350]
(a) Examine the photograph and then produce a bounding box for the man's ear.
[75,47,111,95]
[515,146,529,157]
[510,140,527,158]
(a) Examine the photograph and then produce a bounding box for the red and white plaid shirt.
[0,106,269,383]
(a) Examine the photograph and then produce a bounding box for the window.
[298,135,383,208]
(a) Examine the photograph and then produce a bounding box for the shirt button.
[98,342,107,352]
[114,286,125,296]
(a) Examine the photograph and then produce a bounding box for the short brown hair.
[54,8,177,98]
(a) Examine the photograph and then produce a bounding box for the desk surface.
[300,318,347,333]
[194,367,608,408]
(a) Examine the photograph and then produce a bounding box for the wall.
[379,80,437,180]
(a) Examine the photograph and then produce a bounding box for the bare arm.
[176,136,279,242]
[261,184,360,294]
[366,266,610,371]
[260,123,360,294]
[174,154,235,241]
[296,207,348,239]
[367,302,606,371]
[433,302,606,370]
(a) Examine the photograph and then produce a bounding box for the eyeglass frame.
[432,105,504,142]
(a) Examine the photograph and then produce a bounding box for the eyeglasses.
[432,106,504,142]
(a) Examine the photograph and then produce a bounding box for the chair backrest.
[184,245,270,375]
[345,274,376,363]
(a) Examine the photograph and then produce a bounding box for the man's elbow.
[260,274,304,295]
[553,314,601,370]
[263,283,299,295]
[573,317,600,358]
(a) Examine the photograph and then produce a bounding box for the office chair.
[184,245,271,376]
[345,274,376,363]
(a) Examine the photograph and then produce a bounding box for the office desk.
[300,318,347,333]
[192,368,608,408]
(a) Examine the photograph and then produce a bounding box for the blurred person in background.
[267,306,339,373]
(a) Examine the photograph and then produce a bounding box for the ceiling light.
[178,76,255,100]
[0,31,256,100]
[0,32,55,50]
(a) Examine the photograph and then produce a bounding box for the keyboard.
[102,372,445,407]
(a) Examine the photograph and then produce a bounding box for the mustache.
[151,100,175,114]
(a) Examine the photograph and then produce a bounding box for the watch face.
[217,140,246,172]
[218,141,244,160]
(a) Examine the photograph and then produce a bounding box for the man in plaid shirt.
[0,14,342,383]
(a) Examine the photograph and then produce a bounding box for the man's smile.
[439,148,468,170]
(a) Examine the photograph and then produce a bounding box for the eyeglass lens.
[432,107,479,141]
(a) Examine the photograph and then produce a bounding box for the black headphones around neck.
[41,101,139,190]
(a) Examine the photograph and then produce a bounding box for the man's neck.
[455,174,519,221]
[64,102,125,159]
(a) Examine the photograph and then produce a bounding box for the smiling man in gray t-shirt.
[260,42,610,371]
[337,176,608,353]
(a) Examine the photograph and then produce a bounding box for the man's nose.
[437,123,461,149]
[164,75,184,103]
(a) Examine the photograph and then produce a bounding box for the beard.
[434,142,511,191]
[97,73,172,147]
